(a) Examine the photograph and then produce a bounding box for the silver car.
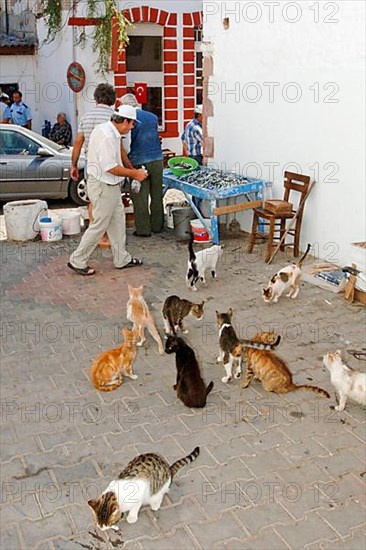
[0,124,87,205]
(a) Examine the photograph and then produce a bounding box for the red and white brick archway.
[182,11,203,129]
[69,7,202,139]
[115,7,178,138]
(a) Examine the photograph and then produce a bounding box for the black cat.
[165,335,214,408]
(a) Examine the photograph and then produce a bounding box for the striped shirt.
[78,104,114,156]
[181,118,202,157]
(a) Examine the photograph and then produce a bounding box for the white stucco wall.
[203,0,365,265]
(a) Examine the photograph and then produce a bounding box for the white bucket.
[39,215,63,242]
[4,199,48,241]
[59,211,81,235]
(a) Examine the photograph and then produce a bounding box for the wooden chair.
[247,171,311,262]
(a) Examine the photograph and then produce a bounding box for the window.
[195,27,203,105]
[126,25,164,130]
[126,36,162,72]
[0,130,39,155]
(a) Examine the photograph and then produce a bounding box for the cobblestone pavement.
[1,228,365,550]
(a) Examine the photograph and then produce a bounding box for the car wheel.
[68,177,89,206]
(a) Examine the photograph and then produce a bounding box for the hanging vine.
[41,0,132,74]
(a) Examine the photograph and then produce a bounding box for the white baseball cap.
[114,104,139,121]
[195,105,203,115]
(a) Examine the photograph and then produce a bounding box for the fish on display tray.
[179,168,249,190]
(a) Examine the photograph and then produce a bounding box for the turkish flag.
[134,82,147,104]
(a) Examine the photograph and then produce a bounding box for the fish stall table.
[163,167,267,244]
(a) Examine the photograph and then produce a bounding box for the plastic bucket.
[190,219,212,243]
[172,207,195,241]
[3,199,48,241]
[59,211,81,235]
[39,216,62,242]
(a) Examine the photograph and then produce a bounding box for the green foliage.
[42,0,132,75]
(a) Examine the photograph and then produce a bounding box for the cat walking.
[162,295,204,335]
[88,447,200,529]
[262,243,311,303]
[186,232,223,291]
[127,285,164,354]
[165,335,214,408]
[242,331,330,397]
[323,350,366,411]
[90,328,139,391]
[216,309,281,383]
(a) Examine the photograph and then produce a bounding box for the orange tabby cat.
[90,328,139,391]
[127,285,164,354]
[242,331,330,398]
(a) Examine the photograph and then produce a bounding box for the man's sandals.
[67,258,143,276]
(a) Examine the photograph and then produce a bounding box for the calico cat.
[262,243,311,303]
[88,446,200,530]
[165,335,214,408]
[186,232,224,291]
[242,331,330,397]
[90,328,139,391]
[216,309,281,383]
[323,350,366,411]
[127,285,164,354]
[162,295,205,335]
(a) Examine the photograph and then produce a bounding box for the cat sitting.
[323,350,366,411]
[90,328,139,391]
[186,232,224,291]
[127,285,164,354]
[262,243,311,303]
[162,295,204,335]
[216,309,281,383]
[88,446,200,529]
[165,335,214,408]
[242,331,330,398]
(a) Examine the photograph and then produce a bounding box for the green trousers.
[131,159,164,235]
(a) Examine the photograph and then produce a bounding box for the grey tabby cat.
[88,447,200,530]
[163,295,204,335]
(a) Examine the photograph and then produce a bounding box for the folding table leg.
[211,199,219,244]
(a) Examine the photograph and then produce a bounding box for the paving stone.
[234,501,294,536]
[138,527,199,549]
[314,450,365,479]
[39,427,83,452]
[0,493,43,523]
[105,426,152,450]
[317,501,366,537]
[0,524,24,550]
[20,508,74,546]
[275,511,339,547]
[189,511,248,547]
[244,528,291,549]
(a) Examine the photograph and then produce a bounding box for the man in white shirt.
[68,105,148,275]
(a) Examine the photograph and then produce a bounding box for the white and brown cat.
[262,243,311,303]
[323,350,366,411]
[88,447,200,529]
[127,285,164,354]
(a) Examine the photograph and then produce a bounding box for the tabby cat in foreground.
[127,285,164,354]
[216,309,281,383]
[88,447,200,529]
[162,295,204,335]
[90,328,138,391]
[242,331,330,397]
[165,335,214,407]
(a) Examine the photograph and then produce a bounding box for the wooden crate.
[264,200,293,214]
